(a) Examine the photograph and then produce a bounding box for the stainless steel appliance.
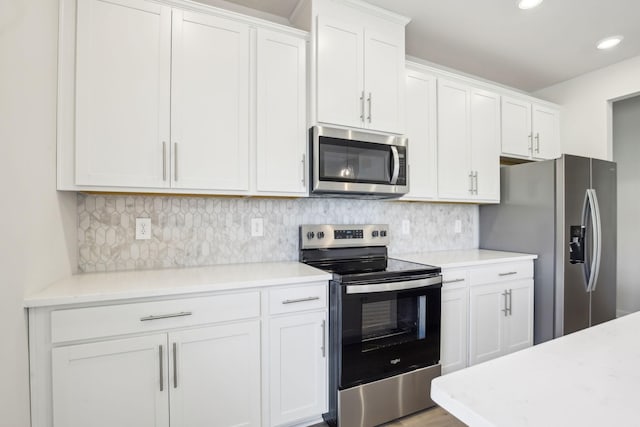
[309,126,409,198]
[480,154,616,344]
[299,224,442,427]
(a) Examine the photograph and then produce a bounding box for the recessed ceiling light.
[597,36,624,50]
[518,0,543,10]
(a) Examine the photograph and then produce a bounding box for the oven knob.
[372,230,379,237]
[380,230,387,237]
[317,231,325,239]
[306,231,315,240]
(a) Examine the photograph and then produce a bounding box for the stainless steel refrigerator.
[480,154,616,344]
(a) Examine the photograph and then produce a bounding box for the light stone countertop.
[24,262,331,308]
[431,311,640,427]
[397,249,537,269]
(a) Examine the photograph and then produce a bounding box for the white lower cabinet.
[32,283,328,427]
[52,334,170,427]
[469,278,533,366]
[268,311,327,426]
[169,322,261,427]
[440,273,468,374]
[438,259,534,374]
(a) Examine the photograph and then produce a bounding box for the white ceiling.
[208,0,640,92]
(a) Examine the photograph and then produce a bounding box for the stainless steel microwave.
[309,126,409,198]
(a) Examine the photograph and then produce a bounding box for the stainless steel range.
[299,224,442,427]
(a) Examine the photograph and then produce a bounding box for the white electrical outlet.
[251,218,264,237]
[135,218,152,240]
[402,219,410,235]
[454,219,462,234]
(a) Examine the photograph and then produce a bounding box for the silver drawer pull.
[443,278,465,284]
[140,311,193,322]
[498,271,518,277]
[282,296,320,305]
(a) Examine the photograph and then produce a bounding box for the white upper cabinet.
[74,0,171,188]
[60,0,307,196]
[403,69,437,200]
[437,79,500,203]
[170,10,250,192]
[314,1,408,134]
[501,95,560,160]
[256,28,307,195]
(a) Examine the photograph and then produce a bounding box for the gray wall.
[613,95,640,316]
[78,194,479,272]
[1,1,77,425]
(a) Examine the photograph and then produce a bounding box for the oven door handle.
[345,276,442,294]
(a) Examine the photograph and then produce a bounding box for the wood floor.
[312,406,467,427]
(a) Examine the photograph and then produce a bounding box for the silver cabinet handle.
[173,342,178,389]
[301,154,306,187]
[469,171,474,194]
[367,92,372,123]
[282,296,320,305]
[360,91,365,122]
[321,319,326,358]
[498,271,517,277]
[140,311,193,322]
[528,133,533,154]
[443,278,465,284]
[502,290,509,317]
[535,133,540,153]
[473,171,478,195]
[508,289,513,316]
[159,345,164,392]
[174,142,178,181]
[162,141,167,181]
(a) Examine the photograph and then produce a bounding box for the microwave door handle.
[390,146,400,184]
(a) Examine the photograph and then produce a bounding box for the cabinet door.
[470,88,501,202]
[501,96,532,158]
[168,321,261,427]
[316,15,364,129]
[468,282,507,366]
[363,27,405,133]
[171,10,250,191]
[269,312,327,426]
[441,285,468,374]
[52,334,169,427]
[256,28,307,195]
[75,0,171,188]
[532,104,560,160]
[437,79,471,200]
[504,279,534,355]
[403,70,437,200]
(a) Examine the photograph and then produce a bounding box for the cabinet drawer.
[442,270,469,290]
[268,283,327,315]
[51,292,260,343]
[470,261,533,286]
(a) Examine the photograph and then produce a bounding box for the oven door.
[310,126,408,197]
[339,276,441,389]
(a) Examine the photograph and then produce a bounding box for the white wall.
[535,55,640,160]
[612,95,640,316]
[0,1,77,425]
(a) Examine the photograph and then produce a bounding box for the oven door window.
[340,285,441,389]
[319,137,391,184]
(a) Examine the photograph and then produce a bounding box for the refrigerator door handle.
[582,189,601,293]
[588,189,602,292]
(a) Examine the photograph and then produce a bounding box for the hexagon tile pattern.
[77,194,478,273]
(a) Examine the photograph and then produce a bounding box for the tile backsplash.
[77,194,478,273]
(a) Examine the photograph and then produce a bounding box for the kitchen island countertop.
[432,311,640,427]
[397,249,537,269]
[24,261,331,308]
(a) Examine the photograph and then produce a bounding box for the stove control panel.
[300,224,390,249]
